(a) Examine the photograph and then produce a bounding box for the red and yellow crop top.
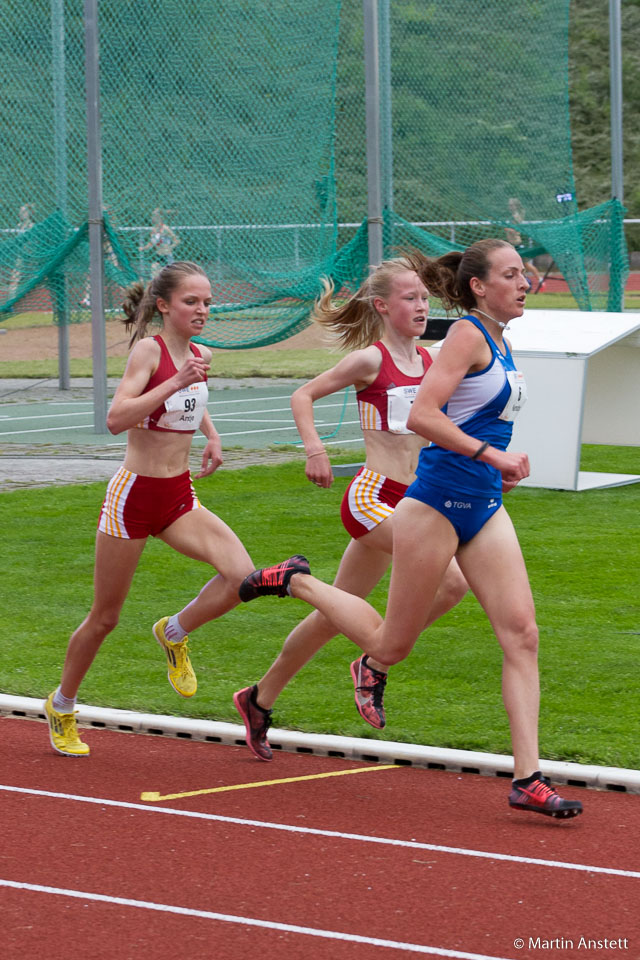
[136,335,209,434]
[357,341,432,434]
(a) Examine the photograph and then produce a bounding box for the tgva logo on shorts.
[444,500,471,509]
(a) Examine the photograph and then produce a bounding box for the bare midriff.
[361,429,427,486]
[122,427,193,478]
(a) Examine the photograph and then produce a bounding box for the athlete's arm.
[291,347,382,488]
[106,339,209,435]
[195,409,223,478]
[406,323,529,482]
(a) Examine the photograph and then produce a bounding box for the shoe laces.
[58,711,81,743]
[358,663,387,704]
[252,703,272,739]
[173,639,193,675]
[522,777,559,805]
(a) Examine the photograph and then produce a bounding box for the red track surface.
[3,716,639,960]
[538,272,640,294]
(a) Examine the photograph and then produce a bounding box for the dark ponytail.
[406,239,512,314]
[121,261,208,347]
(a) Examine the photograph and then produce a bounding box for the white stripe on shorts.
[348,468,394,532]
[98,466,136,539]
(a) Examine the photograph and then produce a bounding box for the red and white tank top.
[357,341,432,434]
[136,336,208,434]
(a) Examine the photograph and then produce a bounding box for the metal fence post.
[363,0,383,269]
[51,0,70,389]
[608,0,624,312]
[84,0,108,432]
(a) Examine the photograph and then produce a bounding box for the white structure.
[508,310,640,490]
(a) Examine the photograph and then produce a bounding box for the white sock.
[52,686,76,713]
[164,614,188,644]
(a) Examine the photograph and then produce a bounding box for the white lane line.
[0,423,95,436]
[210,401,352,418]
[0,879,514,959]
[215,420,360,439]
[1,411,96,423]
[207,393,301,405]
[0,405,357,438]
[1,785,637,879]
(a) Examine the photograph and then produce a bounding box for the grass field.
[0,349,348,381]
[1,446,638,770]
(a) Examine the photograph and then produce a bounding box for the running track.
[3,717,639,960]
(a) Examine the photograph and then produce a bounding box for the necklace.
[474,309,510,331]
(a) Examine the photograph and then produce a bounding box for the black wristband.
[470,441,490,461]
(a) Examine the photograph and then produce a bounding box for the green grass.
[1,447,638,769]
[0,349,348,380]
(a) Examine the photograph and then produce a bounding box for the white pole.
[609,0,623,203]
[51,0,70,390]
[363,0,383,268]
[379,0,393,213]
[84,0,108,432]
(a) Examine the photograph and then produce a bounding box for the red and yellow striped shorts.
[97,467,200,539]
[340,467,407,540]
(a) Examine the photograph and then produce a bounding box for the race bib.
[387,384,419,434]
[498,370,527,422]
[157,380,209,431]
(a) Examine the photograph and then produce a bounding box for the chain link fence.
[0,0,629,355]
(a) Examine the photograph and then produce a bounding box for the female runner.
[233,259,468,760]
[45,261,254,756]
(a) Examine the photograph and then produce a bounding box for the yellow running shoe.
[44,693,90,757]
[153,617,197,698]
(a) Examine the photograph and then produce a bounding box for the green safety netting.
[0,0,629,356]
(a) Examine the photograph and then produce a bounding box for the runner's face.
[379,270,429,338]
[475,246,529,322]
[159,275,212,337]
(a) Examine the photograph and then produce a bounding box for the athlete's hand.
[305,451,334,488]
[491,449,530,483]
[174,355,210,389]
[501,478,521,493]
[195,437,223,478]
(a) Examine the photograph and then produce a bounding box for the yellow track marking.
[140,764,399,802]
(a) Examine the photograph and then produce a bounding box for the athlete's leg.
[257,524,393,709]
[158,506,254,630]
[417,556,469,633]
[455,507,540,780]
[59,532,147,699]
[288,498,460,666]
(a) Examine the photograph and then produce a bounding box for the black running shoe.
[233,685,273,761]
[350,655,387,729]
[238,555,310,602]
[509,773,583,819]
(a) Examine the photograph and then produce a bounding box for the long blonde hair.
[312,258,415,351]
[121,261,208,347]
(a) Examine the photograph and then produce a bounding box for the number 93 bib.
[156,380,209,431]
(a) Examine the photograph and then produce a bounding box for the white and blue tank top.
[415,315,527,496]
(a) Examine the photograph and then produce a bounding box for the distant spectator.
[8,202,35,299]
[139,207,180,277]
[505,198,543,292]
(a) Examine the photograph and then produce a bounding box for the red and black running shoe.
[350,655,387,729]
[509,773,583,819]
[233,685,273,761]
[238,555,310,602]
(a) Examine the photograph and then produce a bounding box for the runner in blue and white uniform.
[405,312,527,544]
[240,239,583,820]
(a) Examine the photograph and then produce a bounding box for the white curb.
[2,693,639,793]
